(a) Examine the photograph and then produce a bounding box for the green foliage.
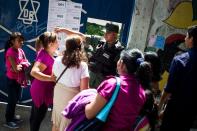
[86,23,105,36]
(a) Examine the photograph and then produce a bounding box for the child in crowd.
[136,51,162,131]
[4,32,29,129]
[144,51,162,100]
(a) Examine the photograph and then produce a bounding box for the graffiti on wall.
[145,0,196,90]
[164,1,197,29]
[0,0,48,104]
[18,0,40,25]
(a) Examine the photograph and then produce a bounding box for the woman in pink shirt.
[4,32,29,129]
[30,32,58,131]
[85,49,153,131]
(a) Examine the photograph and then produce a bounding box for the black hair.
[120,48,152,89]
[144,51,162,82]
[187,25,197,48]
[4,32,24,61]
[139,89,158,131]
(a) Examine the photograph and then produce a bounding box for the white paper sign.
[47,0,82,54]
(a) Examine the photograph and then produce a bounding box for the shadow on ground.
[0,103,52,131]
[1,102,197,131]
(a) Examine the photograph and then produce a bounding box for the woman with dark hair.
[84,48,152,130]
[4,32,28,129]
[4,33,24,60]
[30,31,58,131]
[158,25,197,131]
[144,51,162,96]
[137,51,162,131]
[52,35,89,131]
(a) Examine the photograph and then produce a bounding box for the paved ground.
[0,102,52,131]
[1,102,197,131]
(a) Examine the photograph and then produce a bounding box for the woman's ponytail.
[136,61,152,89]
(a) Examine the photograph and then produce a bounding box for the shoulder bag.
[74,76,121,131]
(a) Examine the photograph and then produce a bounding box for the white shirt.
[53,56,89,87]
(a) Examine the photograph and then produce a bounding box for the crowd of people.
[2,23,197,131]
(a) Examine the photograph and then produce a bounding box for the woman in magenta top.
[85,49,153,130]
[4,32,29,129]
[30,32,58,131]
[30,49,55,107]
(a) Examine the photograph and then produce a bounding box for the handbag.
[74,76,121,131]
[24,61,34,81]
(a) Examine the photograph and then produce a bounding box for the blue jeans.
[5,77,21,122]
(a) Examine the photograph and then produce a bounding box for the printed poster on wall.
[148,35,165,50]
[47,0,82,54]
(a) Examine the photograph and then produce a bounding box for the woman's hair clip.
[136,58,144,66]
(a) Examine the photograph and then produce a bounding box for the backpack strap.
[96,77,121,122]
